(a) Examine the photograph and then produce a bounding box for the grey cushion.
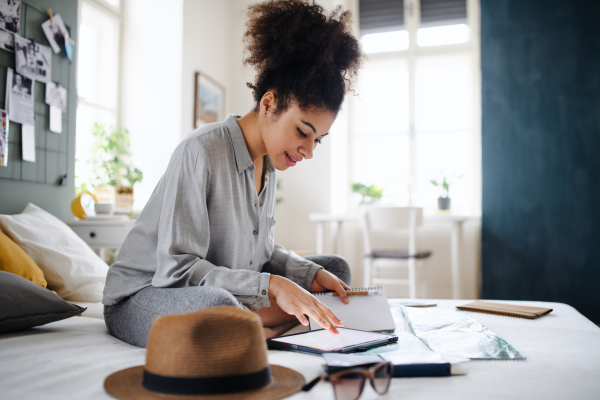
[0,271,86,334]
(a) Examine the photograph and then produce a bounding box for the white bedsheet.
[76,301,105,320]
[1,300,599,400]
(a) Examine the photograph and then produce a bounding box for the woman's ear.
[260,92,277,116]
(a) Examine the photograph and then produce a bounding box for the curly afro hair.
[243,0,364,116]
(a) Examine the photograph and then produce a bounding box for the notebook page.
[309,287,396,332]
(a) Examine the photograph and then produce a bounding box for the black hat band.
[142,366,272,395]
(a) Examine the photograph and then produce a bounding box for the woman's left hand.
[311,269,351,304]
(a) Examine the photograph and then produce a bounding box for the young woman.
[103,0,364,347]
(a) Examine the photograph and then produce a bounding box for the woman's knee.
[205,286,242,308]
[329,255,352,285]
[305,254,352,285]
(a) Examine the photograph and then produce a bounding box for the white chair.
[360,207,432,298]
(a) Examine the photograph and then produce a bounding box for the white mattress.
[1,300,599,400]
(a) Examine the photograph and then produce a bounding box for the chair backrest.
[360,207,424,255]
[362,207,423,231]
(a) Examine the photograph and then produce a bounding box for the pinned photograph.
[15,35,52,82]
[0,0,21,35]
[194,72,224,128]
[41,13,69,54]
[6,68,34,126]
[11,69,30,94]
[0,26,14,52]
[45,83,67,113]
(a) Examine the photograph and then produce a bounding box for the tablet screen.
[270,328,395,352]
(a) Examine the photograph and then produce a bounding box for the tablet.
[267,328,398,355]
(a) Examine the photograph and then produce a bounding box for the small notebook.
[308,286,396,332]
[457,301,553,319]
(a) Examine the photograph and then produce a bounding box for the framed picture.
[194,72,225,128]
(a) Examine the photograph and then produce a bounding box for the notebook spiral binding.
[313,286,383,295]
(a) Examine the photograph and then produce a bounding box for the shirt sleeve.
[266,244,323,291]
[152,139,271,311]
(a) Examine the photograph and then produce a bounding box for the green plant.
[430,172,463,198]
[351,182,384,203]
[74,157,89,196]
[87,123,143,189]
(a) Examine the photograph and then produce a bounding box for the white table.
[309,213,468,299]
[63,218,135,260]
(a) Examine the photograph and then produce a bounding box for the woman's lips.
[285,152,298,167]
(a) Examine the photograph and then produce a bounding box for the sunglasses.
[303,361,393,400]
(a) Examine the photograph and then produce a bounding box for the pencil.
[325,290,378,296]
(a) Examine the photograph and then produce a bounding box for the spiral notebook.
[308,286,396,332]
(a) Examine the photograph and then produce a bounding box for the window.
[349,0,480,215]
[75,0,121,191]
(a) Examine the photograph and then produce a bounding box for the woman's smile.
[285,151,301,167]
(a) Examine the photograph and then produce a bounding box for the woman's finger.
[303,306,338,334]
[293,309,309,326]
[315,300,344,327]
[332,280,349,304]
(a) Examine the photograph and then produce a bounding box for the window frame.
[348,0,481,215]
[76,0,123,127]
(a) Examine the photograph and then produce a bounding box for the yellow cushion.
[0,231,47,288]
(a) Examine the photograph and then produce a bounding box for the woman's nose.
[300,143,313,160]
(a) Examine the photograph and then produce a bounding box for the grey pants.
[104,254,351,348]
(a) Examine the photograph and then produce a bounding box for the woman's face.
[262,102,335,171]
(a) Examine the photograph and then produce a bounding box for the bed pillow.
[0,271,86,334]
[0,203,108,301]
[0,231,47,287]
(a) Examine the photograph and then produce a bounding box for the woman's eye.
[298,128,321,144]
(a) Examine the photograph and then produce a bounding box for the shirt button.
[266,177,268,181]
[259,202,263,206]
[253,230,258,235]
[249,260,253,265]
[261,290,267,295]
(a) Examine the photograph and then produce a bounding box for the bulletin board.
[0,0,77,218]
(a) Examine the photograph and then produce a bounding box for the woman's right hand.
[268,275,344,335]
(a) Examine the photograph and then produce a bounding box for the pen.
[325,290,378,296]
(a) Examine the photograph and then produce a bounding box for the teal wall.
[481,0,600,322]
[0,0,77,219]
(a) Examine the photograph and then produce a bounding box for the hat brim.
[104,364,305,400]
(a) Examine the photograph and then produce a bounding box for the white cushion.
[0,203,108,301]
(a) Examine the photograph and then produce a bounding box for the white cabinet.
[63,219,136,259]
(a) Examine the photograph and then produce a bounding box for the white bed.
[1,299,599,400]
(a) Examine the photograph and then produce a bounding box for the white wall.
[121,0,184,211]
[181,1,235,138]
[124,0,237,210]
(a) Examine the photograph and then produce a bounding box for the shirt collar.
[224,114,275,174]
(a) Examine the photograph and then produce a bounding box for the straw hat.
[105,307,305,400]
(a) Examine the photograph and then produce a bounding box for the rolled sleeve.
[268,244,323,291]
[232,272,271,311]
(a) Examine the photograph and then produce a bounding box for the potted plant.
[429,172,462,210]
[351,182,384,204]
[87,123,143,213]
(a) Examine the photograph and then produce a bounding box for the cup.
[94,203,114,215]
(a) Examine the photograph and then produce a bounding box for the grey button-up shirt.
[102,114,322,310]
